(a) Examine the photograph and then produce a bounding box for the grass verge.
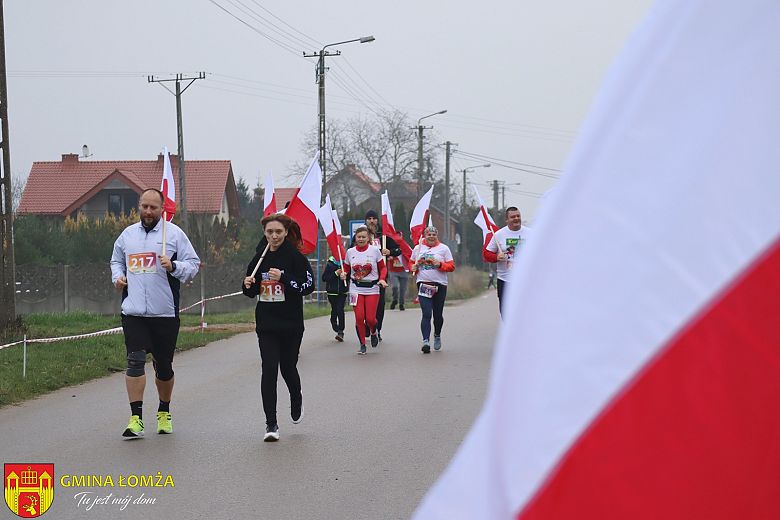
[0,305,330,408]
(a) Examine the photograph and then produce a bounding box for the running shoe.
[122,415,144,439]
[335,331,344,342]
[370,333,379,348]
[399,304,405,311]
[292,401,304,424]
[156,411,173,434]
[358,344,367,355]
[390,300,397,310]
[377,332,383,342]
[433,336,442,351]
[422,341,431,354]
[264,423,280,442]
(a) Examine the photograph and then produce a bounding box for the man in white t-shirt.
[483,206,530,317]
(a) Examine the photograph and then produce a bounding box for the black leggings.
[497,279,507,318]
[328,294,346,333]
[418,283,447,341]
[257,329,303,426]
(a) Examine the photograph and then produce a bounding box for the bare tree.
[11,174,26,214]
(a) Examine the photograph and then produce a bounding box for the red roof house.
[18,153,240,221]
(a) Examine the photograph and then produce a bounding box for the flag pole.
[336,235,347,287]
[249,242,271,279]
[162,211,168,257]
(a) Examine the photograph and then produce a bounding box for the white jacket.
[110,219,200,317]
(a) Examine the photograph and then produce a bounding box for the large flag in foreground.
[415,1,780,519]
[472,186,499,250]
[263,172,277,217]
[318,195,346,261]
[160,146,176,221]
[409,186,434,245]
[285,154,321,254]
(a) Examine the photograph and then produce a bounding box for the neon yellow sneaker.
[122,415,144,439]
[157,411,173,434]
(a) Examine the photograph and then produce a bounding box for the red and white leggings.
[353,293,379,344]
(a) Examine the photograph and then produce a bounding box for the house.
[324,164,459,243]
[18,153,240,221]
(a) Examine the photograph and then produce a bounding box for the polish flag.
[409,186,434,245]
[285,153,321,254]
[473,186,499,249]
[318,195,346,262]
[160,146,176,221]
[263,172,277,216]
[382,190,413,268]
[415,2,780,519]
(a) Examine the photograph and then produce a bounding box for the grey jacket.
[110,219,200,317]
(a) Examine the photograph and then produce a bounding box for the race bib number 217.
[128,252,157,274]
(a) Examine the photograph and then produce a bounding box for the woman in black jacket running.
[242,214,314,442]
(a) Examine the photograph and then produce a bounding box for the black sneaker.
[422,341,431,354]
[370,334,379,348]
[291,398,304,424]
[399,304,405,311]
[357,344,367,355]
[264,423,279,442]
[390,300,397,310]
[335,331,344,342]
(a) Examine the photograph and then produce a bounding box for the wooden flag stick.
[336,236,347,287]
[249,242,271,279]
[162,211,168,257]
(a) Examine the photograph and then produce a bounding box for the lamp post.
[304,35,375,203]
[461,163,491,265]
[416,110,447,198]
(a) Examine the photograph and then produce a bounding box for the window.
[108,194,122,216]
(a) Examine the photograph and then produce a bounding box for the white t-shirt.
[411,242,453,286]
[486,225,530,281]
[344,244,384,295]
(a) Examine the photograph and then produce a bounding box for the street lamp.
[304,35,375,203]
[461,163,491,264]
[416,110,447,198]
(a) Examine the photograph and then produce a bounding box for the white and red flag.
[472,186,499,249]
[382,190,413,268]
[318,195,346,261]
[285,153,321,254]
[263,171,277,216]
[415,1,780,519]
[160,146,176,221]
[409,185,434,245]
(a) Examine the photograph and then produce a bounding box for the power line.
[455,150,561,172]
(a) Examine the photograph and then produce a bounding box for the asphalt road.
[0,292,500,520]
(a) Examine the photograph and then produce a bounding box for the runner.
[322,255,349,341]
[339,226,388,354]
[410,226,455,353]
[355,209,402,341]
[242,213,314,442]
[110,188,200,439]
[483,206,530,316]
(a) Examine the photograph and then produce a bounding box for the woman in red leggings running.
[338,226,387,354]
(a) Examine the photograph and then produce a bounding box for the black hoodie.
[242,240,314,333]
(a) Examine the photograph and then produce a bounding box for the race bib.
[418,283,439,298]
[259,274,285,302]
[128,252,157,274]
[349,292,359,306]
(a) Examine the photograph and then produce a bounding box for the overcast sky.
[5,0,652,221]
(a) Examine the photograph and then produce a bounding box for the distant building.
[18,153,240,221]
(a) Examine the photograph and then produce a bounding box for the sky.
[5,0,652,223]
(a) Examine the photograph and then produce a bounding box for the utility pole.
[444,141,455,243]
[415,110,447,198]
[148,72,205,233]
[304,36,374,204]
[0,0,16,330]
[501,185,505,210]
[492,180,500,217]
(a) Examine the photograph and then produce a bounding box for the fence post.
[200,261,206,331]
[63,264,70,312]
[23,334,27,379]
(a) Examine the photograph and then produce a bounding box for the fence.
[14,262,325,316]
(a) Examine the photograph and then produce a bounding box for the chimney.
[62,153,79,165]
